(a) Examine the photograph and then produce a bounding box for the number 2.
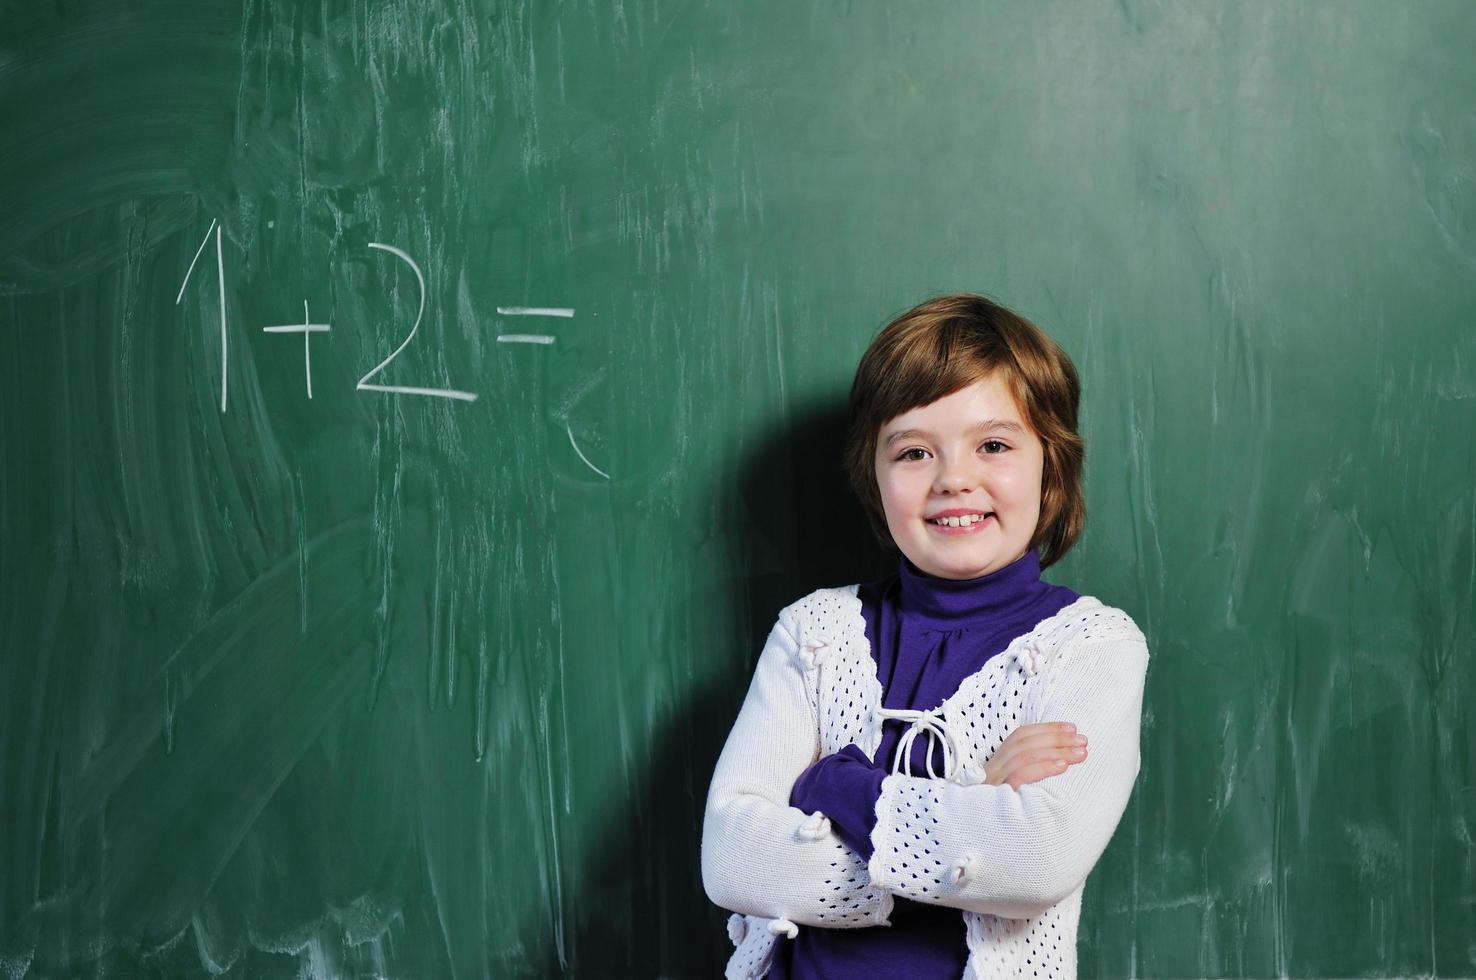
[359,242,477,403]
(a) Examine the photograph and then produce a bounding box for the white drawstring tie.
[873,705,962,780]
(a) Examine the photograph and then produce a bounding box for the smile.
[925,513,994,533]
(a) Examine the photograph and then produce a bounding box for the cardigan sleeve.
[865,629,1149,920]
[701,606,894,929]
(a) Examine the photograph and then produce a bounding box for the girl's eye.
[981,440,1009,454]
[896,447,929,462]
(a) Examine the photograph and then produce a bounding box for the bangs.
[855,308,1024,449]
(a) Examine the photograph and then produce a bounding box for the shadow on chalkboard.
[521,399,892,978]
[735,401,896,630]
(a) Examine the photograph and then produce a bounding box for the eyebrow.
[882,419,1028,447]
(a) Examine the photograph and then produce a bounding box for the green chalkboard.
[2,2,1474,977]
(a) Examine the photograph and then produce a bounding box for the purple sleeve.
[787,743,887,859]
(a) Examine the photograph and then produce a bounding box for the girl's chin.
[910,555,1008,580]
[905,539,1035,578]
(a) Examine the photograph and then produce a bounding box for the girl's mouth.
[926,513,994,534]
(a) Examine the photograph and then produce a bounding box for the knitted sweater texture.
[700,585,1149,979]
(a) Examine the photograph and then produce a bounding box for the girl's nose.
[933,460,977,494]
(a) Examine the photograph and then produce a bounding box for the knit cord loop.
[873,705,961,780]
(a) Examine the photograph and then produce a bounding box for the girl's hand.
[984,722,1088,790]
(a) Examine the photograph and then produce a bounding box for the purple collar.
[897,547,1050,630]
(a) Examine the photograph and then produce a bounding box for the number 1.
[176,219,229,412]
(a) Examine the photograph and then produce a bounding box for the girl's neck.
[897,548,1049,629]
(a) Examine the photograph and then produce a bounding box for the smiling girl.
[701,294,1150,979]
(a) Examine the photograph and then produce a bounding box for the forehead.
[879,375,1029,435]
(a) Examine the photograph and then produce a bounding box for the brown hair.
[843,293,1085,568]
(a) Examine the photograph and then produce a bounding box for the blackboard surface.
[2,2,1474,977]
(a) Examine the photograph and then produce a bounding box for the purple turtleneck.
[770,547,1080,980]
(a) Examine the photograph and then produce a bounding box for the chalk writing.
[176,221,582,412]
[360,243,477,402]
[564,421,610,480]
[262,301,331,399]
[496,306,574,318]
[176,219,229,412]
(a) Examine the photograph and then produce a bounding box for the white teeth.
[930,513,990,527]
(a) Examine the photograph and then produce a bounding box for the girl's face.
[874,373,1044,580]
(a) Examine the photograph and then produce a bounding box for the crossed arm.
[700,606,1149,925]
[700,612,894,928]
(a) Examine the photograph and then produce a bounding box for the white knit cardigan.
[701,585,1149,980]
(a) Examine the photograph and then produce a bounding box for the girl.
[700,294,1150,979]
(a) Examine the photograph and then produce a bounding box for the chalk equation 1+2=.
[175,219,576,409]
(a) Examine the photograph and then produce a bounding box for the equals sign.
[496,307,574,345]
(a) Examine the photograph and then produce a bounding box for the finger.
[992,745,1087,787]
[1005,753,1090,790]
[999,728,1087,757]
[1006,759,1068,790]
[992,727,1087,771]
[1022,746,1087,768]
[996,722,1080,756]
[1002,746,1087,777]
[1003,721,1077,740]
